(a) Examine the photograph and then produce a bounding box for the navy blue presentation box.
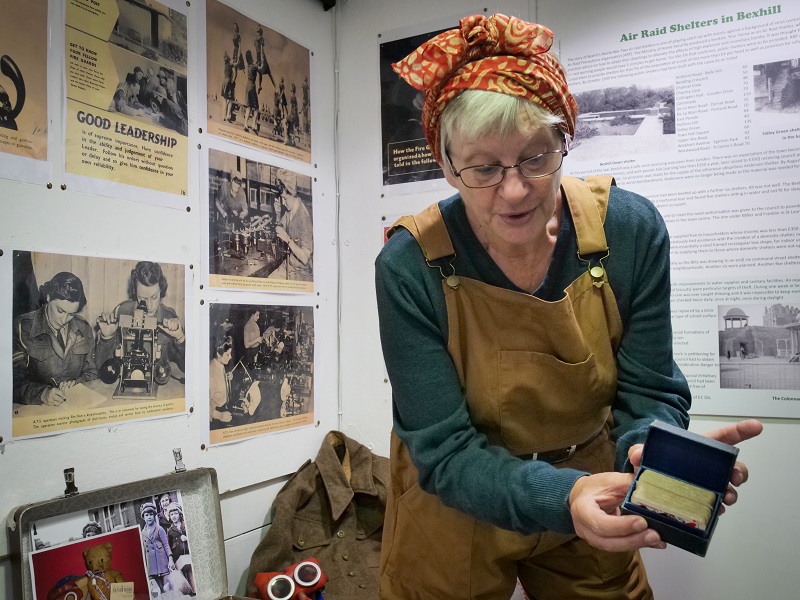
[621,420,739,557]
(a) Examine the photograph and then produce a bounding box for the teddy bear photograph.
[29,526,149,600]
[28,489,197,599]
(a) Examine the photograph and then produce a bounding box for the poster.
[379,27,448,190]
[64,0,189,198]
[207,302,314,446]
[206,0,311,163]
[10,251,188,439]
[547,0,800,418]
[207,147,314,292]
[29,490,194,599]
[0,0,48,163]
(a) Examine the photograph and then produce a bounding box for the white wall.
[335,0,800,598]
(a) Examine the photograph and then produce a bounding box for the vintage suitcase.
[8,462,237,600]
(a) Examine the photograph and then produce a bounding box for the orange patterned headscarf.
[392,13,577,163]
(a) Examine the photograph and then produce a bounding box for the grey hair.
[439,90,566,159]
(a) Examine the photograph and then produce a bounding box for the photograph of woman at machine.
[208,302,314,445]
[10,250,187,440]
[207,148,313,293]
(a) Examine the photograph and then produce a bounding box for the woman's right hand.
[97,312,119,339]
[42,386,67,406]
[568,471,665,552]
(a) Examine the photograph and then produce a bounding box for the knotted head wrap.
[392,13,578,163]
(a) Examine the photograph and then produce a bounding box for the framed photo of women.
[5,250,189,440]
[205,301,315,446]
[206,0,311,163]
[206,147,314,292]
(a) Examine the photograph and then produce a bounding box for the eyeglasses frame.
[444,138,569,189]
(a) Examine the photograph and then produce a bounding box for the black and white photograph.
[10,251,188,439]
[718,302,800,390]
[208,148,313,292]
[105,0,189,136]
[753,58,800,114]
[206,0,311,163]
[208,302,314,445]
[29,490,195,599]
[379,28,447,187]
[569,81,676,159]
[107,58,188,136]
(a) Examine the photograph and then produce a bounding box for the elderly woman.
[375,13,761,599]
[13,271,97,406]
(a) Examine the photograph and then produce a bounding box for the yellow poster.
[0,0,48,161]
[65,0,188,196]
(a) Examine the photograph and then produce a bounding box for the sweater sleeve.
[375,233,587,535]
[604,191,692,470]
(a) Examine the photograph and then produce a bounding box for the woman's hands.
[569,472,664,552]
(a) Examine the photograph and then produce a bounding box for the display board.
[0,0,337,565]
[548,0,800,418]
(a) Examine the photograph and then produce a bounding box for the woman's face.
[442,126,564,256]
[46,297,80,330]
[170,510,181,524]
[160,496,171,510]
[220,348,233,365]
[135,282,162,317]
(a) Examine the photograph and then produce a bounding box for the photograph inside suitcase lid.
[28,489,196,600]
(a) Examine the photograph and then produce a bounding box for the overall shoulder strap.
[560,175,616,256]
[386,202,455,261]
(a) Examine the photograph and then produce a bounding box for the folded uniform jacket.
[631,470,715,531]
[246,431,389,600]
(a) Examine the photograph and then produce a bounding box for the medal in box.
[621,420,739,557]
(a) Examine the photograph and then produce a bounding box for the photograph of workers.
[9,250,188,440]
[0,0,48,162]
[207,302,314,445]
[207,148,314,292]
[205,0,311,164]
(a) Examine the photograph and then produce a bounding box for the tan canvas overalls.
[380,177,652,600]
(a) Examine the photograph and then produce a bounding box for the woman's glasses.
[446,147,568,189]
